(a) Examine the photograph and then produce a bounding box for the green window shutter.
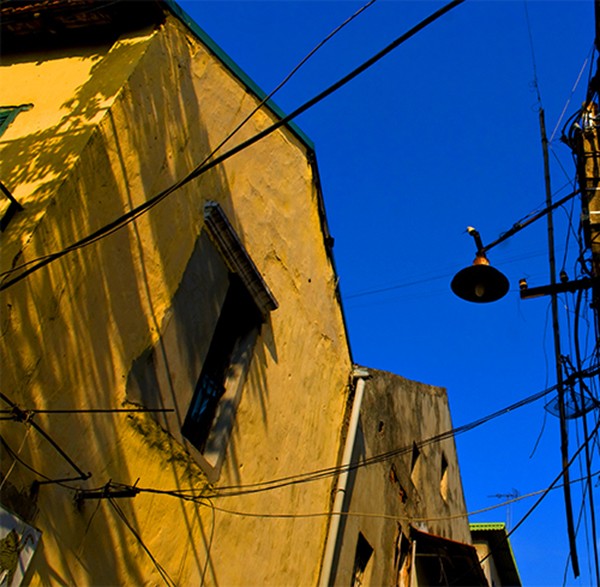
[0,104,32,137]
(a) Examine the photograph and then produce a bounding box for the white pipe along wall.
[319,368,370,587]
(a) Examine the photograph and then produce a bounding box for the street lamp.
[450,189,587,304]
[450,227,509,303]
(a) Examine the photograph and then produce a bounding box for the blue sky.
[177,1,597,584]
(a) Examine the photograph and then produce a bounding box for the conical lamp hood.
[451,262,509,303]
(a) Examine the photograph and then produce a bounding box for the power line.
[574,287,600,585]
[549,47,593,144]
[109,497,177,587]
[70,467,600,523]
[200,497,216,587]
[0,0,377,287]
[67,376,566,506]
[494,418,600,558]
[195,0,379,170]
[0,0,466,292]
[523,0,543,108]
[106,376,579,503]
[451,417,600,586]
[210,373,594,498]
[0,407,174,415]
[0,391,91,481]
[166,470,600,523]
[0,429,31,491]
[344,242,579,301]
[0,434,54,483]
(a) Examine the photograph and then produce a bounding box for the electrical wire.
[183,470,600,523]
[0,391,90,480]
[0,407,173,415]
[562,430,593,587]
[192,0,379,173]
[222,369,596,497]
[549,47,594,144]
[558,190,579,273]
[523,0,543,108]
[344,242,578,301]
[129,377,584,501]
[0,0,466,292]
[108,497,177,587]
[77,499,103,560]
[0,428,30,491]
[529,408,548,459]
[451,417,600,586]
[214,387,556,497]
[0,434,91,489]
[200,497,216,587]
[0,434,61,485]
[65,380,563,506]
[77,469,600,525]
[574,287,600,585]
[16,370,596,579]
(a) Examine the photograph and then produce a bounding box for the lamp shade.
[451,262,509,303]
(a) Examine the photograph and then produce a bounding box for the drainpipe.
[319,367,370,587]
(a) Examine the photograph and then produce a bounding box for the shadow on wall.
[1,40,149,252]
[2,21,276,585]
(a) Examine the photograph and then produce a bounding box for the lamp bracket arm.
[481,188,581,254]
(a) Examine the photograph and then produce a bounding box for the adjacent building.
[471,523,522,587]
[331,369,486,586]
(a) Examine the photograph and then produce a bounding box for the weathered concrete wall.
[1,11,351,586]
[332,369,472,586]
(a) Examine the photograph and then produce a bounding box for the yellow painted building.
[0,2,491,585]
[1,2,352,584]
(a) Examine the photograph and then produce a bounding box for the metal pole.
[539,108,580,577]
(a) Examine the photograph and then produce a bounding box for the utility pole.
[540,108,580,578]
[572,1,600,334]
[566,3,600,583]
[573,102,600,335]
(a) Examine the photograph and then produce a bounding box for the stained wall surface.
[0,8,352,585]
[332,369,472,586]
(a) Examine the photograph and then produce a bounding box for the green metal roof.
[470,522,509,531]
[162,0,314,152]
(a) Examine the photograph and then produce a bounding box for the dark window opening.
[440,452,449,500]
[352,532,374,587]
[410,442,421,487]
[182,274,261,453]
[393,527,411,586]
[410,442,420,472]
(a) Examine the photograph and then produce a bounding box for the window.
[0,105,31,231]
[181,201,277,471]
[125,201,277,480]
[182,274,261,453]
[393,527,411,587]
[440,452,449,501]
[410,441,421,486]
[352,533,374,587]
[0,104,32,138]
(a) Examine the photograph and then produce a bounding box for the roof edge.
[470,522,507,531]
[162,0,315,152]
